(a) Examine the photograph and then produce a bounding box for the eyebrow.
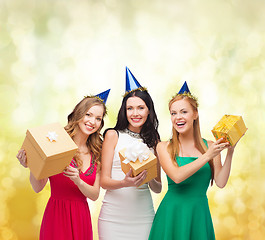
[86,111,102,118]
[170,108,187,112]
[127,104,145,107]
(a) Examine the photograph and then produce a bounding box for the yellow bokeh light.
[1,0,265,239]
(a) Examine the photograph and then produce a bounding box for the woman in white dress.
[98,67,162,240]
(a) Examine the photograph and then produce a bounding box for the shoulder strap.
[202,138,208,148]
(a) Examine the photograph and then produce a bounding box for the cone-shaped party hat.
[125,66,143,93]
[175,81,198,106]
[95,89,110,104]
[178,81,190,94]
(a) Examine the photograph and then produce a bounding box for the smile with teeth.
[85,124,94,130]
[176,122,186,127]
[131,118,141,123]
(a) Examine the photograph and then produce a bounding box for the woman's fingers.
[215,138,225,144]
[64,167,79,175]
[135,171,147,186]
[133,170,147,186]
[17,149,28,167]
[64,166,81,182]
[125,168,133,177]
[17,149,24,159]
[123,169,148,187]
[65,166,77,172]
[213,139,230,151]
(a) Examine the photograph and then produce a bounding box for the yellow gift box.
[119,148,157,186]
[212,115,247,146]
[22,122,78,180]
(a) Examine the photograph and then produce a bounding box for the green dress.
[148,140,215,240]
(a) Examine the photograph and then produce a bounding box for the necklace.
[123,128,141,139]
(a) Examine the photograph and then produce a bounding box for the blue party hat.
[125,66,142,93]
[175,81,198,106]
[178,81,190,94]
[95,89,110,104]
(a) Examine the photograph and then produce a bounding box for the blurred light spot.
[10,166,22,179]
[223,216,237,230]
[246,32,261,58]
[200,81,218,107]
[248,220,260,231]
[0,227,14,240]
[233,198,245,214]
[12,105,35,125]
[1,177,13,189]
[0,85,17,114]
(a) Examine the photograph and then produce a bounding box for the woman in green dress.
[148,82,243,240]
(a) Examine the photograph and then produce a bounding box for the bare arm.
[212,142,238,188]
[17,149,48,193]
[157,139,228,184]
[100,130,147,190]
[211,131,246,188]
[64,166,100,201]
[29,172,48,193]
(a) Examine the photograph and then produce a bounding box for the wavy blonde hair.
[167,94,214,184]
[64,97,107,170]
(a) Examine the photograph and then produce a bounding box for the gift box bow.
[46,131,58,142]
[123,141,150,164]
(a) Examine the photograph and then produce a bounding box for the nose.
[176,113,182,119]
[132,109,138,116]
[89,117,95,125]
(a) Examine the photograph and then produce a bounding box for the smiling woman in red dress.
[17,91,109,240]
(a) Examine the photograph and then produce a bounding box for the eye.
[171,112,176,116]
[127,107,132,110]
[96,118,102,121]
[86,113,91,117]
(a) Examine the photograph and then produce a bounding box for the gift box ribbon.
[123,141,150,164]
[46,131,58,142]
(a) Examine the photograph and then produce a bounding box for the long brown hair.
[113,89,160,148]
[167,94,214,184]
[64,97,107,170]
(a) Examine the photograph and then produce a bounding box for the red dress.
[40,156,97,240]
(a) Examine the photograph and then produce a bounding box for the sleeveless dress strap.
[202,138,208,148]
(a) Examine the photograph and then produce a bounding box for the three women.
[17,71,243,240]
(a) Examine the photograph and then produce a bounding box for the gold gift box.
[212,115,247,146]
[22,122,78,180]
[119,148,157,186]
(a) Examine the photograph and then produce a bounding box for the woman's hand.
[205,138,230,160]
[63,166,81,186]
[122,169,147,187]
[16,149,28,168]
